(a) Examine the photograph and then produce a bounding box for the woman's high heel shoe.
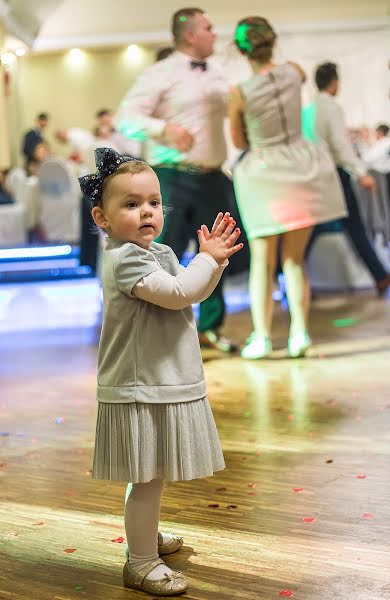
[241,334,272,359]
[288,331,312,358]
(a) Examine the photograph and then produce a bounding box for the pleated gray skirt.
[92,397,225,483]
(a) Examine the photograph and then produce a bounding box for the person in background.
[25,141,51,176]
[95,108,115,131]
[361,123,390,173]
[55,108,143,169]
[229,17,346,359]
[22,112,49,165]
[0,169,14,205]
[96,109,143,158]
[115,7,249,352]
[306,62,390,296]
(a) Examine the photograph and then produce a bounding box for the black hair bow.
[78,147,139,205]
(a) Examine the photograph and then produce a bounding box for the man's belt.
[154,163,221,175]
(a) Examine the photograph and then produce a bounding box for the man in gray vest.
[306,62,390,296]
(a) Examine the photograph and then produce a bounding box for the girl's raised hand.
[197,217,243,265]
[202,212,232,240]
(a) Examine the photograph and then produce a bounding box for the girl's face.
[93,170,164,249]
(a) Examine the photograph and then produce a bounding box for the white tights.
[124,479,172,581]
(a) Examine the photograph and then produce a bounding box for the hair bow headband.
[235,23,253,53]
[235,21,268,53]
[78,147,140,205]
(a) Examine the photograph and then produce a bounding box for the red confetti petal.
[64,548,77,553]
[279,591,294,597]
[111,536,125,543]
[293,488,304,493]
[302,517,315,523]
[361,513,375,519]
[227,505,238,509]
[356,474,366,479]
[208,504,219,508]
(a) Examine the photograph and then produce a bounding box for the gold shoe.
[158,532,184,556]
[123,558,188,596]
[125,532,183,560]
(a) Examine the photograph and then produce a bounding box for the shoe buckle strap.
[135,558,165,584]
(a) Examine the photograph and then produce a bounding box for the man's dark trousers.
[154,167,249,332]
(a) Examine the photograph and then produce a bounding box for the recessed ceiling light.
[126,44,142,60]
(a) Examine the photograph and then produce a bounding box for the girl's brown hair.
[234,17,276,64]
[99,160,153,207]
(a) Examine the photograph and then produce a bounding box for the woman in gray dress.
[229,16,346,359]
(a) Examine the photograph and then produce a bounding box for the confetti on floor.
[332,317,358,328]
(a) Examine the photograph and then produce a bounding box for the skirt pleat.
[92,398,225,483]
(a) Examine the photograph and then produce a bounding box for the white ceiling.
[2,0,390,50]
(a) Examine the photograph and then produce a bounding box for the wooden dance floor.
[1,292,390,600]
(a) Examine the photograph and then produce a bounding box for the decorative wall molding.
[0,0,10,18]
[2,14,35,47]
[32,16,390,52]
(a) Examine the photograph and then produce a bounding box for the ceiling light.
[67,48,86,66]
[0,52,16,66]
[126,44,142,61]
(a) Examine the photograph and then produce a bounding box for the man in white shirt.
[115,7,247,351]
[306,62,390,296]
[361,124,390,174]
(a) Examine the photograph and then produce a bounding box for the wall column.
[0,18,11,169]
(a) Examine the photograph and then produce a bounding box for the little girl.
[79,147,243,596]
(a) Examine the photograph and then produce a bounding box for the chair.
[37,159,81,243]
[0,204,27,246]
[353,170,390,245]
[6,167,26,200]
[306,231,374,291]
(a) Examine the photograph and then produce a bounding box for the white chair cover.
[354,170,390,245]
[0,204,27,246]
[307,232,373,291]
[6,167,26,200]
[37,159,81,243]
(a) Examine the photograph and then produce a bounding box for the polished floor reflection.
[1,290,390,600]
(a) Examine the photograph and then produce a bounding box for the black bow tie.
[190,60,207,72]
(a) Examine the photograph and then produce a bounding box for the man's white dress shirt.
[315,92,367,178]
[361,137,390,173]
[116,51,229,168]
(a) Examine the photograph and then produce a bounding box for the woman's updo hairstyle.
[234,17,276,63]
